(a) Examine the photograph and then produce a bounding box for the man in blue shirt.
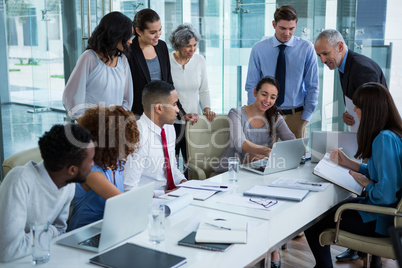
[245,5,319,138]
[314,29,387,131]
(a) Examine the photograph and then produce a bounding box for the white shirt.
[169,52,211,122]
[123,114,185,197]
[62,49,133,119]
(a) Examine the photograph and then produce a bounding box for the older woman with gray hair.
[169,23,215,173]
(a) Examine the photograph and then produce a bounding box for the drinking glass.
[31,222,50,265]
[148,204,165,244]
[228,157,240,182]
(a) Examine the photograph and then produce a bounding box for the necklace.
[174,52,190,69]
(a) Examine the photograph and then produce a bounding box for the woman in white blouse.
[169,23,216,170]
[62,12,134,120]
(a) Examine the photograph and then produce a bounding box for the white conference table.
[3,162,352,268]
[2,206,270,268]
[190,162,352,254]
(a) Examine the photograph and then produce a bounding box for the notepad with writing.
[243,185,309,201]
[89,243,187,268]
[178,232,232,252]
[195,220,247,244]
[313,153,363,195]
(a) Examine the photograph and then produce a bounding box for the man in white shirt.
[0,124,95,262]
[124,80,187,197]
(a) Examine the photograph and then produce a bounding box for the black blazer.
[342,50,387,100]
[127,37,186,116]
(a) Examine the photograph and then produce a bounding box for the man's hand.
[343,112,355,126]
[349,170,372,188]
[182,113,199,125]
[203,108,216,122]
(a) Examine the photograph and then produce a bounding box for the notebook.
[178,232,232,252]
[311,131,358,163]
[243,185,309,201]
[241,138,309,175]
[89,243,187,268]
[57,183,154,252]
[195,220,247,244]
[313,153,363,195]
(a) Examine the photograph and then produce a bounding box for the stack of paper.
[269,177,330,192]
[195,220,247,244]
[243,185,310,201]
[168,188,217,201]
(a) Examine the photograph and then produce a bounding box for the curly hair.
[39,124,92,172]
[169,23,201,51]
[77,106,140,172]
[86,11,133,64]
[255,76,281,137]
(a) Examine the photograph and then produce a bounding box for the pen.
[201,185,228,188]
[204,222,231,230]
[297,182,322,186]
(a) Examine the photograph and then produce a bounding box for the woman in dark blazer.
[127,8,197,123]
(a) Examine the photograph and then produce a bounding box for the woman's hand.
[349,170,372,188]
[330,148,350,167]
[183,113,199,125]
[203,108,216,122]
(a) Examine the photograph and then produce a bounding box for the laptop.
[241,138,309,175]
[311,131,358,163]
[57,183,154,252]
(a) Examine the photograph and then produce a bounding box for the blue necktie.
[275,45,286,106]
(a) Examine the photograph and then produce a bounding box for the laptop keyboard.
[78,233,101,248]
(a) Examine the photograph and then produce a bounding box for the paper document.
[218,193,283,211]
[164,194,192,216]
[168,187,217,201]
[178,180,234,192]
[313,153,363,195]
[345,96,360,132]
[269,177,330,192]
[243,185,310,202]
[195,219,247,244]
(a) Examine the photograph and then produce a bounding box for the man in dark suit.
[314,29,387,129]
[314,29,387,266]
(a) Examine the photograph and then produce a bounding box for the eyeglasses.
[249,198,278,209]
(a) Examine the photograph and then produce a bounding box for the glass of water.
[228,156,240,182]
[148,204,165,244]
[31,222,50,265]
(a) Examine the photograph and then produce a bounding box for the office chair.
[2,147,42,177]
[185,115,230,180]
[319,200,402,266]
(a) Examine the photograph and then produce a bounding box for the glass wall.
[1,0,402,177]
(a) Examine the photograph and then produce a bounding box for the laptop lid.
[242,138,309,175]
[57,182,154,252]
[311,131,358,163]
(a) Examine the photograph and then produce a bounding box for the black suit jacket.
[127,37,186,116]
[342,49,387,100]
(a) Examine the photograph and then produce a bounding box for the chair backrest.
[2,147,42,178]
[186,115,230,180]
[395,198,402,227]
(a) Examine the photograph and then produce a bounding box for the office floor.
[280,236,398,268]
[1,103,65,159]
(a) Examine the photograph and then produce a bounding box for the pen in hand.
[204,222,231,230]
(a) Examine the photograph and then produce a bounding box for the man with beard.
[0,124,94,262]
